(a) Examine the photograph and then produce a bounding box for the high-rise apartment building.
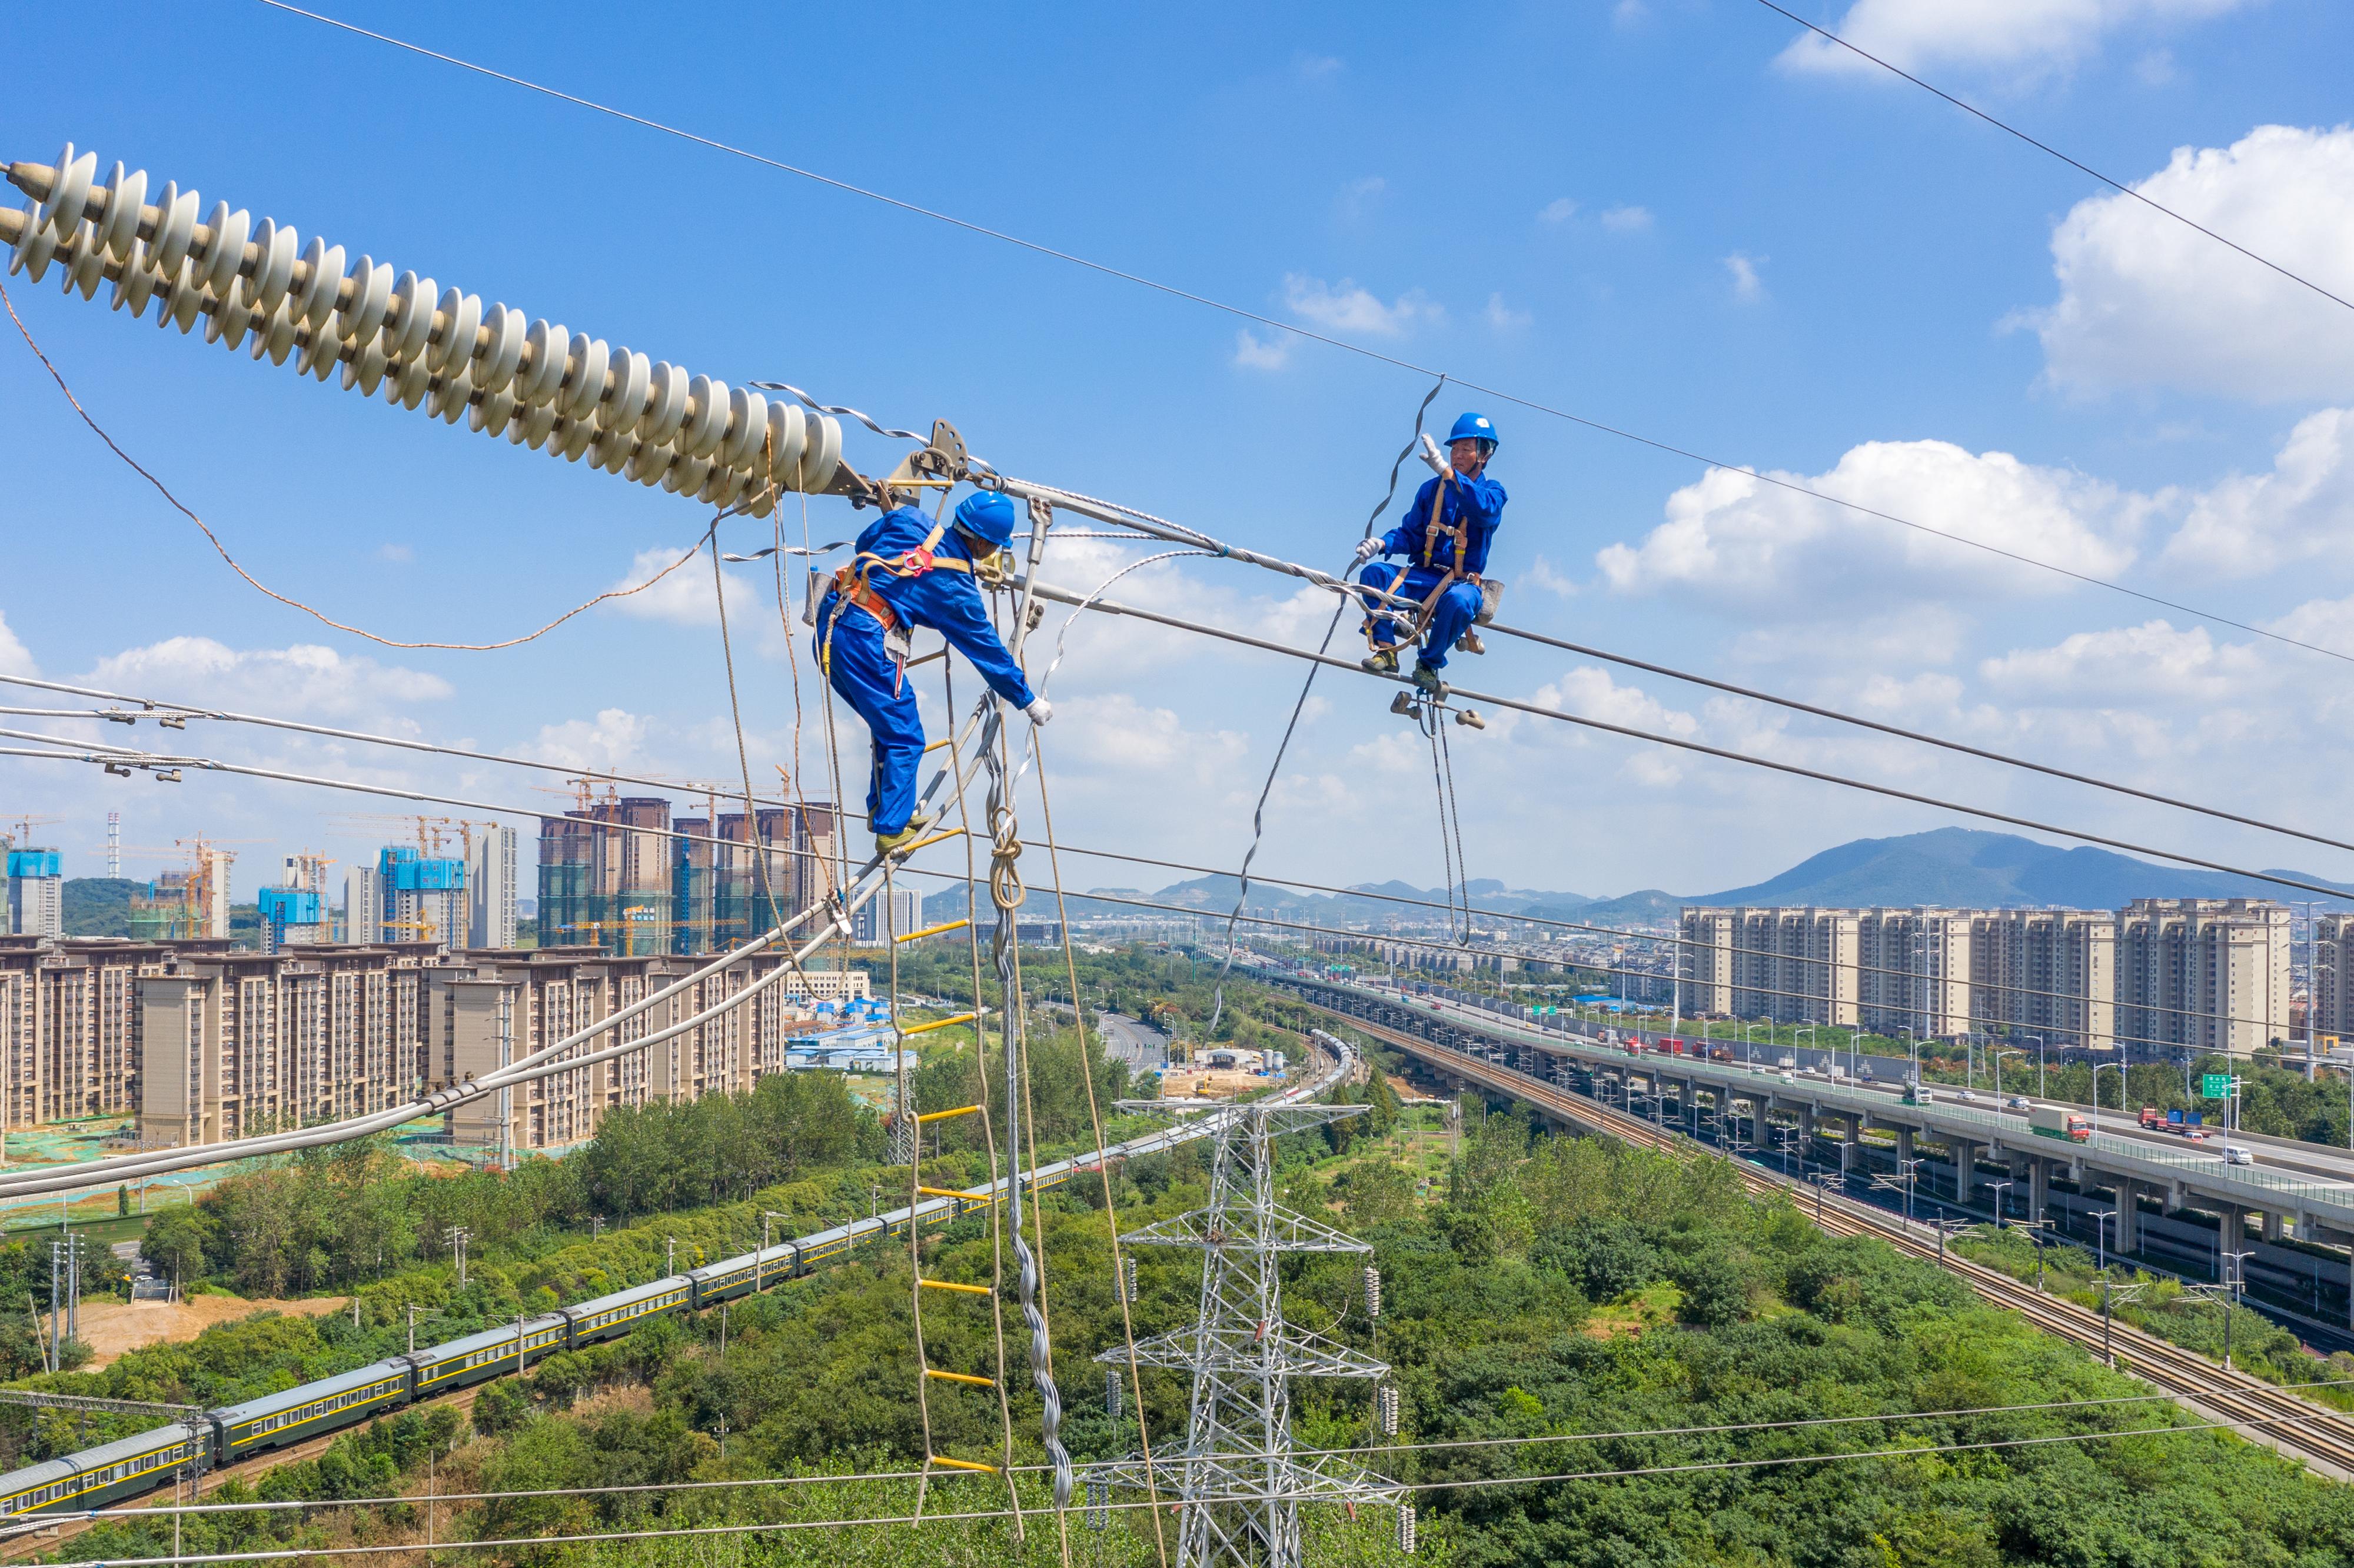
[1969,908,2114,1050]
[468,825,519,950]
[1678,908,1735,1016]
[343,864,382,945]
[852,887,924,945]
[380,847,466,951]
[5,848,63,939]
[2116,898,2289,1056]
[1683,897,2287,1058]
[2314,913,2354,1042]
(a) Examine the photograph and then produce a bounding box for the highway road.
[1485,1008,2354,1189]
[1095,1011,1169,1075]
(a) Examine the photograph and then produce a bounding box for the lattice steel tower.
[1093,1097,1398,1568]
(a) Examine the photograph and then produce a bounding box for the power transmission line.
[1751,0,2354,318]
[237,0,2354,667]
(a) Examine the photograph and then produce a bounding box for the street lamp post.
[1902,1025,1919,1090]
[2090,1207,2117,1273]
[2023,1035,2046,1099]
[1995,1048,2027,1101]
[1986,1179,2013,1229]
[1899,1157,1922,1230]
[2090,1060,2123,1138]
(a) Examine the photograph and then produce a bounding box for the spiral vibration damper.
[4,144,843,517]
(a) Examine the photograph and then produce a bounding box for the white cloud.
[2023,124,2354,401]
[1724,252,1767,302]
[1336,176,1387,222]
[1535,665,1701,740]
[601,545,754,627]
[521,708,653,771]
[1595,440,2145,609]
[1599,205,1653,234]
[2161,407,2354,575]
[0,612,34,678]
[1775,0,2252,80]
[375,543,414,564]
[1282,274,1438,337]
[1538,197,1578,224]
[2134,48,2177,84]
[1523,555,1581,598]
[80,638,450,717]
[1484,294,1532,331]
[1232,329,1294,371]
[1613,0,1648,25]
[1295,54,1342,80]
[1053,694,1246,783]
[1978,620,2269,706]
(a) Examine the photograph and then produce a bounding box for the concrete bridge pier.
[1840,1114,1863,1174]
[2027,1156,2049,1222]
[1953,1139,1977,1205]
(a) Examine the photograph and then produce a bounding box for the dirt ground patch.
[76,1292,351,1368]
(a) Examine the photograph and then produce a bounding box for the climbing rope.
[1204,375,1447,1033]
[1028,729,1171,1568]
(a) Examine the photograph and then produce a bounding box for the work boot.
[1361,648,1399,675]
[1455,629,1486,655]
[1411,662,1446,696]
[873,813,934,856]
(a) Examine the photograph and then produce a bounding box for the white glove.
[1026,697,1054,726]
[1352,537,1382,566]
[1419,432,1449,476]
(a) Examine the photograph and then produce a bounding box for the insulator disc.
[95,163,145,261]
[38,145,97,238]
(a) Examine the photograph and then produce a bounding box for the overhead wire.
[77,1377,2354,1527]
[238,0,2354,667]
[1750,0,2354,319]
[1205,375,1446,1036]
[25,1403,2320,1567]
[0,719,2327,1050]
[0,278,710,652]
[1015,484,2354,863]
[1002,574,2354,903]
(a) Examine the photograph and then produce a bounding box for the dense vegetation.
[50,1071,2354,1568]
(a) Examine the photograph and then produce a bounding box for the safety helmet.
[1447,412,1498,451]
[953,491,1019,550]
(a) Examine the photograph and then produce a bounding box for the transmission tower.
[1090,1096,1399,1568]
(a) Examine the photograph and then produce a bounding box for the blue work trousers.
[816,600,926,836]
[1358,562,1482,670]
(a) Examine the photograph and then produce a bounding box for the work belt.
[1365,474,1473,654]
[819,519,995,689]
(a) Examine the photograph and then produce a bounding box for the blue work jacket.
[832,506,1036,708]
[1377,472,1507,577]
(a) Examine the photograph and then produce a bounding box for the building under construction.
[540,798,843,958]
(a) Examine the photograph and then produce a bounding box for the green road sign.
[2201,1073,2234,1100]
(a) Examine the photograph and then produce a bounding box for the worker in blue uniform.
[1356,412,1506,693]
[815,490,1050,854]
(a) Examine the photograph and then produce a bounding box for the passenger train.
[0,1038,1351,1522]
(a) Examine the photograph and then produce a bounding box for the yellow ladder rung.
[929,1455,999,1474]
[900,918,970,943]
[916,1102,982,1124]
[917,1185,991,1201]
[925,1368,996,1388]
[922,736,953,753]
[897,828,963,855]
[919,1277,993,1296]
[903,1011,978,1037]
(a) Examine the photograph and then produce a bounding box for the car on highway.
[2225,1145,2253,1166]
[1957,1089,1979,1103]
[2005,1096,2030,1111]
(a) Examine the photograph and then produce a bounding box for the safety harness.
[820,517,1010,690]
[1363,472,1474,655]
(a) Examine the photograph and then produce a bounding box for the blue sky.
[5,0,2354,907]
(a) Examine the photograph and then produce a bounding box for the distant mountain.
[1574,890,1683,925]
[1686,827,2354,911]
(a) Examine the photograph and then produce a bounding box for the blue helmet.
[953,491,1018,550]
[1448,412,1499,451]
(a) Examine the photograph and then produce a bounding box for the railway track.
[1302,1000,2354,1480]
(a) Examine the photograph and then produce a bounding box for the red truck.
[2138,1106,2211,1138]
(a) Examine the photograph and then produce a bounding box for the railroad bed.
[1308,1001,2354,1481]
